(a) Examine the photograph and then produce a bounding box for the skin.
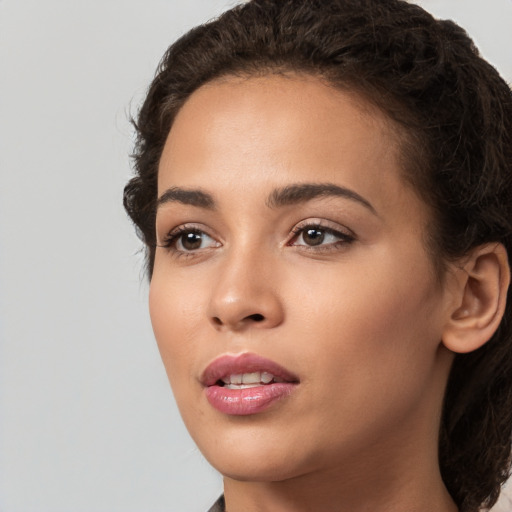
[150,74,461,512]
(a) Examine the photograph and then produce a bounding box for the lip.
[201,352,299,416]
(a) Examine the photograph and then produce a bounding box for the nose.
[207,248,284,332]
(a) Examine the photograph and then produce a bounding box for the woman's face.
[150,75,456,482]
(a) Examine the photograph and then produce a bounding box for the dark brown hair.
[124,1,512,510]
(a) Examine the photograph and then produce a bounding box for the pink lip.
[201,353,299,416]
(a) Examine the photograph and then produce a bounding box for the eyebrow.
[156,182,376,215]
[157,187,215,209]
[266,182,377,214]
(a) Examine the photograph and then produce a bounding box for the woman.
[124,1,512,511]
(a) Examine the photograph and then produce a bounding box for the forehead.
[160,74,419,213]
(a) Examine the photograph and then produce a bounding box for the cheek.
[289,251,443,393]
[148,266,205,388]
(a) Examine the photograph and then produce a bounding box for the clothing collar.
[207,495,225,512]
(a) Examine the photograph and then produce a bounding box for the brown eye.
[161,228,220,253]
[180,231,204,251]
[302,228,325,246]
[291,224,355,249]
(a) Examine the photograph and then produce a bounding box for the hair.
[123,1,512,510]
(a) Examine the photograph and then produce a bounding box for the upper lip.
[201,352,300,387]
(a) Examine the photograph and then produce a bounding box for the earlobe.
[442,243,510,354]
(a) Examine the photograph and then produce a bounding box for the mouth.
[201,353,299,415]
[218,371,287,389]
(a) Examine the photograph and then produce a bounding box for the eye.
[160,226,220,253]
[297,227,331,246]
[289,223,355,249]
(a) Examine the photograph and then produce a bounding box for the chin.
[212,457,304,483]
[194,426,312,482]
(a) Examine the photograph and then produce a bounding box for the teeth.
[220,371,277,387]
[242,372,260,384]
[225,383,261,389]
[261,372,273,384]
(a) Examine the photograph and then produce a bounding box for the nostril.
[248,313,265,322]
[211,313,267,329]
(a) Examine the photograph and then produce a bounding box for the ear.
[442,243,510,354]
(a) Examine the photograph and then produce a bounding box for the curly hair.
[123,1,512,510]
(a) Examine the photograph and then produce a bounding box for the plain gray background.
[1,1,511,511]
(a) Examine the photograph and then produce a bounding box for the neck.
[223,453,458,512]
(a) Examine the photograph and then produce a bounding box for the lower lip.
[205,383,296,415]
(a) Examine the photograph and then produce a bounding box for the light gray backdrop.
[1,1,511,511]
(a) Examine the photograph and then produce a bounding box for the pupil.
[182,232,202,250]
[304,228,324,246]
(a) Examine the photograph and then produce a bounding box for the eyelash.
[159,222,355,258]
[159,224,217,258]
[288,222,355,252]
